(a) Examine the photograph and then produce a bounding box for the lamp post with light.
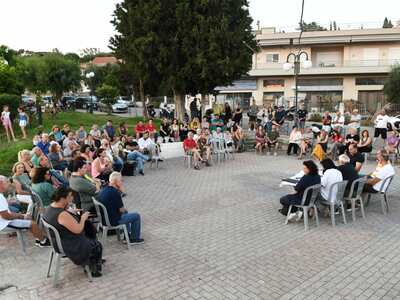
[283,51,312,124]
[85,72,95,114]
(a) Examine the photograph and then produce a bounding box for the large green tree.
[111,0,256,120]
[384,65,400,103]
[43,53,81,104]
[18,55,48,125]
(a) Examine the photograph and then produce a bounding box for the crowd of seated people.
[0,119,181,276]
[280,148,395,222]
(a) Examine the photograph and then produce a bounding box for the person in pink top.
[1,105,16,142]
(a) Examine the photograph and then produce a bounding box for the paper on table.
[16,195,32,204]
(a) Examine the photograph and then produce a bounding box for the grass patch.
[0,111,159,176]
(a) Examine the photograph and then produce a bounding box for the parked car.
[21,95,34,107]
[99,100,128,113]
[116,96,135,107]
[75,96,98,110]
[387,115,400,131]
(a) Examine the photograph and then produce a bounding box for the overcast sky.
[0,0,399,53]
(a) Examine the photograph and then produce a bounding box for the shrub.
[0,93,21,120]
[308,113,322,122]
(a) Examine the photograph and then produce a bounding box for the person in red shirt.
[135,121,146,139]
[183,132,202,170]
[145,119,157,139]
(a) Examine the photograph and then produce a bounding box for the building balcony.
[249,59,399,77]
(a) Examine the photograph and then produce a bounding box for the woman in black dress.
[43,187,104,277]
[224,103,232,124]
[232,105,243,125]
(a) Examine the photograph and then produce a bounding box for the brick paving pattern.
[1,153,400,300]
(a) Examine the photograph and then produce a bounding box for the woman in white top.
[318,158,343,209]
[287,126,303,156]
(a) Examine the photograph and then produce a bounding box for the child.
[17,107,29,139]
[1,105,16,142]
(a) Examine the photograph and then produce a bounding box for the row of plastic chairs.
[285,175,394,231]
[184,138,234,168]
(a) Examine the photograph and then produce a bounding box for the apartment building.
[216,27,400,113]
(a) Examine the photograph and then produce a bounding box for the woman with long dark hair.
[279,160,321,219]
[43,187,104,277]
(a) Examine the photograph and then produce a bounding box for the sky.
[0,0,399,54]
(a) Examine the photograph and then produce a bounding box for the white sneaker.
[287,213,297,222]
[274,152,278,156]
[295,211,303,221]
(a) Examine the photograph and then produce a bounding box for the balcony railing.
[253,59,400,70]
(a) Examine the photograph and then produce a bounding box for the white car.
[112,100,129,113]
[116,96,135,107]
[387,115,400,131]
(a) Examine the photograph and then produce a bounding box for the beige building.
[216,27,400,113]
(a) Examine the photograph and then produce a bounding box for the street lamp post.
[283,51,312,125]
[85,72,95,114]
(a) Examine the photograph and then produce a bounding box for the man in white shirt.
[0,175,48,247]
[374,110,389,142]
[348,109,361,134]
[320,159,343,203]
[364,150,395,193]
[332,111,345,134]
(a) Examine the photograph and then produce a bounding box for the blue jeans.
[127,151,149,172]
[9,203,21,213]
[113,157,124,172]
[118,212,141,240]
[264,121,272,133]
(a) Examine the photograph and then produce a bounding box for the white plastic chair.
[285,184,321,231]
[0,227,27,255]
[344,177,367,222]
[319,180,348,227]
[41,218,92,287]
[92,197,131,250]
[212,138,226,164]
[365,175,394,215]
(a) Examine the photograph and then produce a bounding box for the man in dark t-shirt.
[99,172,144,244]
[347,144,364,173]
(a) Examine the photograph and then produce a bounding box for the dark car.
[75,97,98,110]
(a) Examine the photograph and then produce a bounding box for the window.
[298,78,343,86]
[356,77,387,85]
[263,79,284,88]
[266,53,279,63]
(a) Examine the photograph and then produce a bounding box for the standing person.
[190,98,199,120]
[232,105,243,125]
[99,172,144,244]
[264,106,274,133]
[272,106,286,128]
[296,104,308,129]
[1,105,16,142]
[348,109,361,135]
[248,99,258,131]
[374,110,389,144]
[223,103,232,124]
[17,107,29,139]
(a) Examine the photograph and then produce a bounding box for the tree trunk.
[35,94,43,126]
[173,88,185,121]
[139,79,148,120]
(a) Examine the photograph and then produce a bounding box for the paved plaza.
[1,153,400,300]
